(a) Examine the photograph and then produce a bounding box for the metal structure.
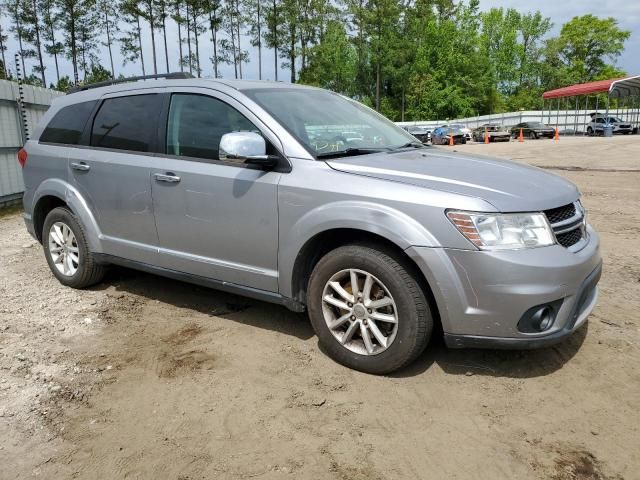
[542,75,640,135]
[0,79,63,206]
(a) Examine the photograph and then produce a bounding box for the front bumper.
[406,226,601,349]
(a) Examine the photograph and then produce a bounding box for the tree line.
[0,0,631,120]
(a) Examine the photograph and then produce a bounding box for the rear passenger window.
[40,101,96,145]
[166,94,259,160]
[91,95,162,152]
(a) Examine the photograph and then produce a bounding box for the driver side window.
[166,94,259,161]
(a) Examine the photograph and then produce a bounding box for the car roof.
[55,78,319,108]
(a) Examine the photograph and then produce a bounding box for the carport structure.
[542,75,640,135]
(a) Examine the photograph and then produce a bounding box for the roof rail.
[67,72,195,94]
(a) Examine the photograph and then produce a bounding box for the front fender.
[278,200,440,298]
[32,178,104,253]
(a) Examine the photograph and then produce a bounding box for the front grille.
[544,203,576,224]
[556,228,583,248]
[544,202,585,250]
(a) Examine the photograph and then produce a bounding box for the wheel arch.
[288,227,441,329]
[31,179,103,252]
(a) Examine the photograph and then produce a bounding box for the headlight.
[447,211,555,250]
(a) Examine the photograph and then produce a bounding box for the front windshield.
[242,88,416,157]
[528,122,545,128]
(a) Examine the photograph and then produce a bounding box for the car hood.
[326,148,579,212]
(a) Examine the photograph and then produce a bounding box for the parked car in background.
[510,122,555,139]
[449,123,472,141]
[20,74,601,375]
[471,124,511,142]
[404,125,431,143]
[431,126,467,145]
[586,114,633,136]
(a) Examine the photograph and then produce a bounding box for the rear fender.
[32,178,104,253]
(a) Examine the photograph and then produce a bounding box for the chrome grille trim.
[544,201,587,251]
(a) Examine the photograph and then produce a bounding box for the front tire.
[43,207,105,288]
[307,244,433,374]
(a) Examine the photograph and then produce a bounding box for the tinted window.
[91,95,162,152]
[40,101,96,145]
[166,94,258,160]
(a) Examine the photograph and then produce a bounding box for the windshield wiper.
[316,147,389,159]
[392,142,426,150]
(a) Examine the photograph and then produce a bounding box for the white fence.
[0,80,63,205]
[397,108,640,133]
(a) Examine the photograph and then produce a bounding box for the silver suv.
[20,75,602,374]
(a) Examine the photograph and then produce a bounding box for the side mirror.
[219,131,277,168]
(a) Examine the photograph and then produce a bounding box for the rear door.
[150,89,283,292]
[68,91,164,264]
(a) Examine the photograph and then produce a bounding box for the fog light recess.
[517,300,563,333]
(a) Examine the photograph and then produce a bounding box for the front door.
[150,92,281,292]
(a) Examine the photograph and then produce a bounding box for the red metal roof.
[542,78,623,99]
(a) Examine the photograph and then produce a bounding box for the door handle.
[154,173,181,183]
[70,162,90,172]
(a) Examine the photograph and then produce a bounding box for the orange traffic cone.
[449,134,454,146]
[484,128,489,144]
[554,127,559,143]
[518,128,524,143]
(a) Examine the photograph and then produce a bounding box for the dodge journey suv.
[20,74,601,374]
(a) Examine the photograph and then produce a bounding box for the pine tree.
[172,0,184,71]
[206,0,222,77]
[139,0,158,74]
[22,0,47,85]
[263,0,280,80]
[7,0,28,77]
[243,0,263,79]
[98,0,119,77]
[40,0,63,83]
[156,0,170,72]
[0,4,8,79]
[120,0,146,75]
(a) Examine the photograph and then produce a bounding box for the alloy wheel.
[48,221,80,276]
[321,268,399,355]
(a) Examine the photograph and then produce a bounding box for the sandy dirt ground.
[1,135,639,480]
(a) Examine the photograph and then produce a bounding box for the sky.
[0,0,638,86]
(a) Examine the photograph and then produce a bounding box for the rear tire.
[307,244,433,374]
[529,131,537,140]
[43,207,105,289]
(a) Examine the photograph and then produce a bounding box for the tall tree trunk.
[375,62,380,111]
[104,4,115,77]
[191,6,200,77]
[272,0,277,81]
[31,0,46,86]
[289,23,294,83]
[176,1,184,72]
[235,0,242,79]
[70,5,78,84]
[230,9,238,78]
[80,27,87,80]
[14,13,27,76]
[136,15,146,75]
[46,4,60,82]
[256,0,261,79]
[147,0,157,74]
[161,3,169,72]
[185,3,192,74]
[0,23,6,78]
[208,9,218,77]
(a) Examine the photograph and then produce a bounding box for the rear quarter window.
[39,100,96,145]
